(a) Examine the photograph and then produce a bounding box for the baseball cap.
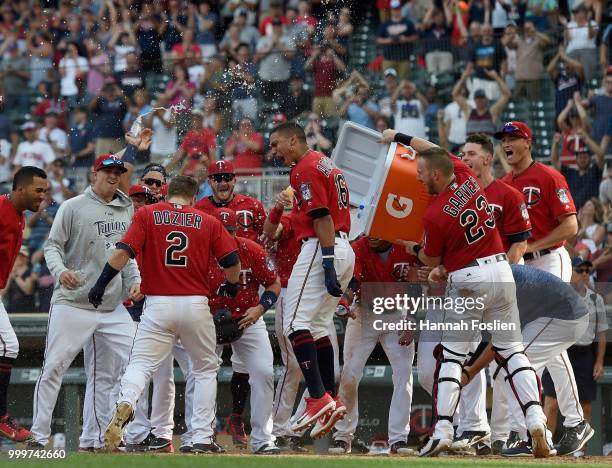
[571,256,592,269]
[21,121,37,131]
[574,145,591,155]
[272,113,287,124]
[474,89,487,98]
[390,0,401,9]
[493,121,532,141]
[384,67,397,77]
[216,208,238,232]
[94,154,128,173]
[208,160,235,176]
[128,184,158,203]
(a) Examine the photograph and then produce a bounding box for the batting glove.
[335,296,353,318]
[88,285,105,309]
[217,280,240,298]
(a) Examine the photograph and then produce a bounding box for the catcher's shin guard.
[431,344,467,427]
[493,346,542,416]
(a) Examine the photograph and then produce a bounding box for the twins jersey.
[195,193,266,241]
[501,162,576,248]
[208,236,278,319]
[423,157,504,272]
[484,179,531,251]
[275,212,301,288]
[351,236,419,284]
[290,150,351,242]
[0,196,25,289]
[120,201,237,296]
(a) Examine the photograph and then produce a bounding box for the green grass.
[2,454,611,468]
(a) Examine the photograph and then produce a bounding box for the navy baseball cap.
[571,256,592,269]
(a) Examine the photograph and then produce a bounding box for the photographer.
[334,70,380,130]
[304,113,332,156]
[305,43,346,118]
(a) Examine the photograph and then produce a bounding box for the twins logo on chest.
[236,210,254,230]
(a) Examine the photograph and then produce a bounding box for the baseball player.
[461,265,593,456]
[329,236,417,455]
[195,160,266,241]
[496,121,587,452]
[263,190,339,452]
[88,176,240,453]
[0,166,47,442]
[30,155,141,450]
[382,129,551,458]
[209,207,281,454]
[269,122,354,438]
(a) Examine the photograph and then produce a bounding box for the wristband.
[413,244,422,255]
[94,263,120,290]
[394,132,414,147]
[268,206,283,225]
[258,290,278,311]
[321,246,335,268]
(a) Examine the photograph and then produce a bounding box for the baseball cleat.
[328,439,351,454]
[0,414,32,442]
[276,436,308,453]
[149,437,173,453]
[254,442,280,455]
[501,439,532,457]
[528,422,554,458]
[451,430,491,455]
[192,441,226,453]
[179,444,193,453]
[290,393,335,433]
[126,432,155,452]
[26,441,45,449]
[104,402,134,451]
[491,439,506,455]
[310,395,346,439]
[418,437,452,457]
[554,420,594,456]
[227,413,248,448]
[390,441,414,456]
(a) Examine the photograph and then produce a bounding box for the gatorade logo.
[385,193,413,219]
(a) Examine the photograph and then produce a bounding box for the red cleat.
[0,414,32,442]
[291,393,335,433]
[227,413,248,448]
[311,395,347,439]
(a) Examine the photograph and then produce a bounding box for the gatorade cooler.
[331,122,432,244]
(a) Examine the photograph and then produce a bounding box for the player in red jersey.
[269,122,355,439]
[195,160,266,241]
[380,129,551,458]
[329,236,418,455]
[208,208,281,454]
[87,176,241,453]
[0,166,47,442]
[497,121,577,280]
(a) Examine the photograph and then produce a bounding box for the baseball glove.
[213,308,243,344]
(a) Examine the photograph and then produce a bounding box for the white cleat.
[104,402,134,451]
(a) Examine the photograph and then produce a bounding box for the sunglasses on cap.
[574,267,591,274]
[211,174,234,183]
[143,178,163,187]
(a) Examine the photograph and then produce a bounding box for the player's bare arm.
[238,275,281,330]
[525,213,578,253]
[506,240,528,264]
[461,343,495,386]
[378,129,439,153]
[263,191,291,240]
[336,278,358,319]
[395,239,441,267]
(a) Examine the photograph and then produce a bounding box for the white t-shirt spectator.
[49,175,74,205]
[151,110,178,156]
[14,140,55,169]
[38,127,68,155]
[113,44,136,72]
[394,99,426,139]
[0,139,11,183]
[59,56,89,96]
[443,101,467,146]
[566,20,598,53]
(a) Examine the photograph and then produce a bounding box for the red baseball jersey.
[351,236,419,283]
[0,196,25,289]
[423,157,504,272]
[208,236,278,319]
[195,193,266,242]
[501,162,576,248]
[120,201,237,296]
[290,150,351,242]
[484,179,531,251]
[275,212,301,288]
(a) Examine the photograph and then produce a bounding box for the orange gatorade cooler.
[331,122,432,244]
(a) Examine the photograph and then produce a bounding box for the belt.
[464,253,508,268]
[301,231,348,245]
[523,249,552,261]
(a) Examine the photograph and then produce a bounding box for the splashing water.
[128,100,189,137]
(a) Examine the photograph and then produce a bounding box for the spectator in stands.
[420,4,454,74]
[161,0,188,53]
[85,38,112,97]
[260,0,288,37]
[46,158,76,205]
[201,95,222,136]
[390,79,428,139]
[548,46,585,118]
[13,122,55,171]
[452,66,511,138]
[524,0,557,31]
[110,28,137,74]
[285,6,311,77]
[26,191,58,262]
[577,198,606,253]
[593,223,612,291]
[468,0,491,25]
[337,8,354,39]
[164,64,196,111]
[318,17,348,61]
[336,81,380,130]
[115,52,145,99]
[3,246,37,313]
[585,68,612,145]
[283,74,312,120]
[0,38,31,114]
[306,42,346,118]
[503,20,551,102]
[296,1,317,33]
[27,32,53,90]
[563,3,599,83]
[32,82,68,130]
[230,11,260,54]
[58,42,88,106]
[68,106,95,172]
[135,3,163,73]
[439,84,467,152]
[226,44,258,123]
[599,163,612,213]
[376,68,399,121]
[224,118,265,176]
[193,162,213,201]
[304,113,333,156]
[0,102,17,160]
[199,54,226,100]
[147,96,177,166]
[375,115,392,134]
[551,130,604,210]
[556,93,600,167]
[38,110,67,159]
[256,18,295,103]
[0,137,11,188]
[171,28,202,67]
[166,110,216,175]
[469,23,507,100]
[376,0,417,79]
[89,82,127,155]
[193,1,220,58]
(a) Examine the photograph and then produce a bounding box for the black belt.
[523,249,552,261]
[301,231,348,245]
[464,253,508,268]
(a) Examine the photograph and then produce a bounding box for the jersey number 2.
[165,231,188,267]
[460,195,495,245]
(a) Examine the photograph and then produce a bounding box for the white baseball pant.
[0,301,18,358]
[333,306,414,445]
[525,247,571,282]
[31,303,135,446]
[118,296,218,446]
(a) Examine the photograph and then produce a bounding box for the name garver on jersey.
[442,176,482,217]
